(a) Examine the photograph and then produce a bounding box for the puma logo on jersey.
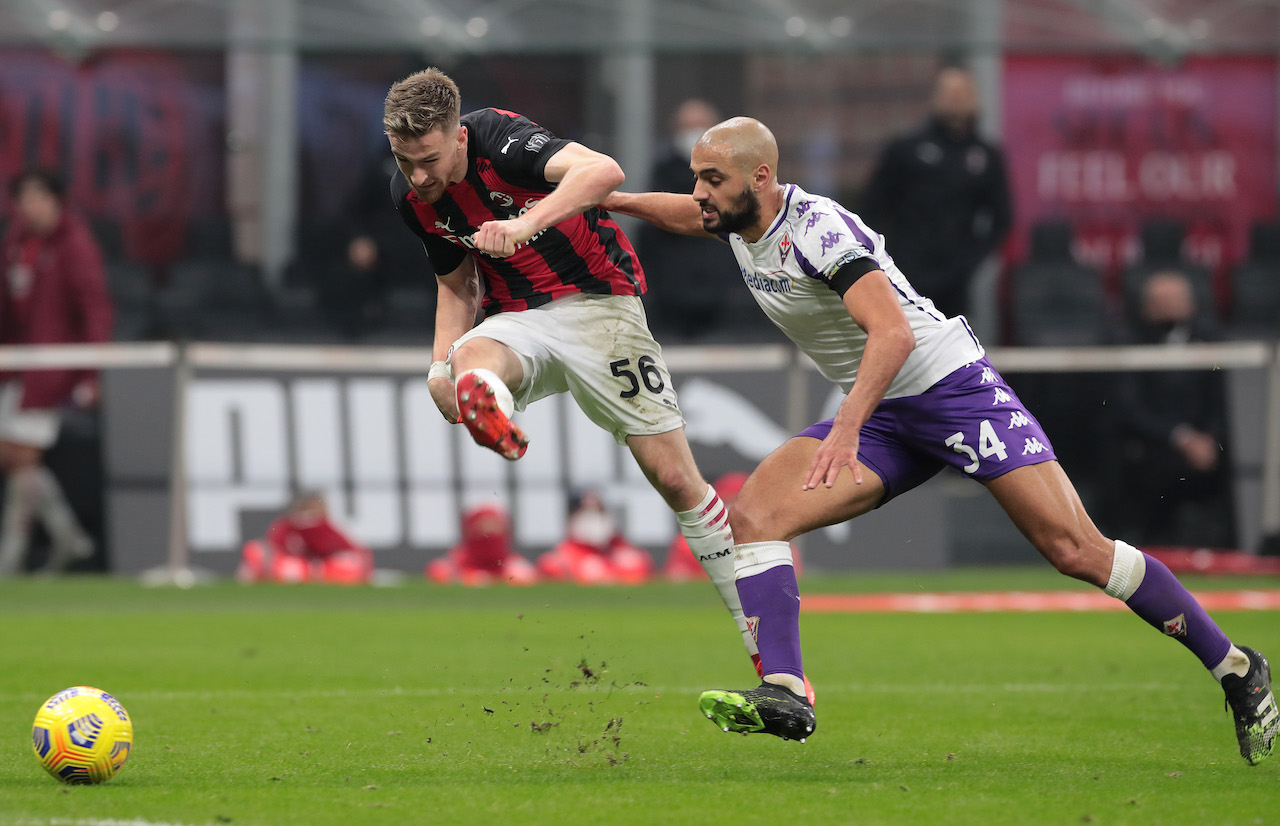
[501,136,518,154]
[435,217,454,233]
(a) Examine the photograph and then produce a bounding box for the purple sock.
[1126,553,1231,669]
[736,564,804,682]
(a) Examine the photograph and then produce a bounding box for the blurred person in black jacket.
[861,67,1012,321]
[638,99,743,340]
[1112,270,1237,549]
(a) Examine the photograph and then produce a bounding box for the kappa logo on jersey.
[524,133,550,152]
[818,231,843,254]
[500,136,518,154]
[1021,437,1049,455]
[1008,411,1031,429]
[795,200,813,219]
[490,191,514,207]
[980,367,996,384]
[992,388,1012,405]
[779,234,792,264]
[1162,613,1188,637]
[745,616,760,643]
[804,211,827,233]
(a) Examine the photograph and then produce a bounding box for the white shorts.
[0,382,60,449]
[451,293,685,444]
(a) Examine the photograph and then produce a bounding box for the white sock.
[734,540,795,579]
[676,485,758,658]
[1104,540,1146,600]
[764,673,807,697]
[1210,647,1251,681]
[456,368,514,417]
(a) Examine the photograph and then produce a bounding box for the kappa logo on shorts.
[1163,613,1188,637]
[992,388,1012,405]
[745,616,760,643]
[1008,411,1031,428]
[980,367,996,384]
[1021,437,1048,455]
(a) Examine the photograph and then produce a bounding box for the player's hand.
[803,421,863,491]
[472,217,534,258]
[428,375,460,423]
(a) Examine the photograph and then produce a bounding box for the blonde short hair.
[383,68,461,138]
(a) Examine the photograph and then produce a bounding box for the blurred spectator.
[426,502,536,586]
[636,99,744,340]
[312,153,428,339]
[0,169,113,577]
[861,67,1012,321]
[238,491,374,584]
[1110,270,1237,548]
[537,489,653,585]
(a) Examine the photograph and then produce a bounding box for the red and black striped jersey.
[392,108,645,317]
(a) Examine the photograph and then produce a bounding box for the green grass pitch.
[1,570,1277,826]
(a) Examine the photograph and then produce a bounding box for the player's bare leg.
[628,428,762,668]
[449,338,529,460]
[987,461,1276,764]
[699,435,883,740]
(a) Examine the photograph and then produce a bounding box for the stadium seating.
[1228,220,1280,340]
[1008,220,1112,346]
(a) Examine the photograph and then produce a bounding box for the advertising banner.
[1003,54,1278,301]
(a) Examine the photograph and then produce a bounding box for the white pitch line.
[0,681,1181,705]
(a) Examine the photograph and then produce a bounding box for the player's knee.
[1039,534,1107,585]
[727,498,777,544]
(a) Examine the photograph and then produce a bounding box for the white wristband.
[428,361,452,382]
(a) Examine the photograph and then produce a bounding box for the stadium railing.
[0,340,1275,581]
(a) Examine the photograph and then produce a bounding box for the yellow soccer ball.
[32,686,133,784]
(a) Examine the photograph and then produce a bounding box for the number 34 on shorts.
[944,416,1051,475]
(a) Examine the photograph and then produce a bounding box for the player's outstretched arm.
[805,271,916,491]
[429,258,483,423]
[473,142,624,257]
[600,191,709,237]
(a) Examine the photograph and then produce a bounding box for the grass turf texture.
[1,570,1277,826]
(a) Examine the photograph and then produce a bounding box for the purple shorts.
[798,357,1056,504]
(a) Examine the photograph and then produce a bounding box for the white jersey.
[726,184,984,398]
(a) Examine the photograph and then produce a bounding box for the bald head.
[932,67,979,136]
[699,117,779,180]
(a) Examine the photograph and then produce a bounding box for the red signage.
[1003,54,1278,301]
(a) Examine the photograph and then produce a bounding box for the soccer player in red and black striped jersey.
[383,68,763,677]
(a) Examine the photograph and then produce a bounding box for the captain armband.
[824,256,882,297]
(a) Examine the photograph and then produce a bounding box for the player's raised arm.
[600,190,710,237]
[472,142,624,257]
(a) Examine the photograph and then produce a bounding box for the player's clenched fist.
[472,217,534,258]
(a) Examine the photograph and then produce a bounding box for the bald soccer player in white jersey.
[601,117,1277,763]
